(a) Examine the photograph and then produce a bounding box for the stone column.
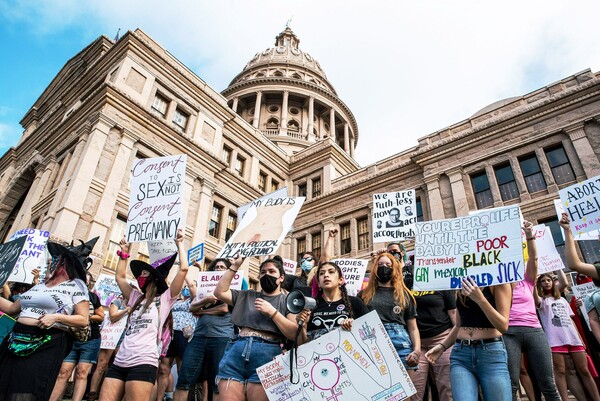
[329,109,336,143]
[87,131,136,244]
[232,97,239,113]
[424,175,445,220]
[343,123,350,153]
[484,165,503,207]
[350,216,358,257]
[447,168,469,217]
[349,135,355,158]
[249,156,260,185]
[535,148,557,193]
[0,161,17,201]
[509,157,530,201]
[280,90,289,136]
[9,162,53,235]
[253,91,262,129]
[307,97,315,141]
[566,124,600,179]
[191,178,216,246]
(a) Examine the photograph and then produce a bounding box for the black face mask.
[260,274,280,293]
[377,265,393,283]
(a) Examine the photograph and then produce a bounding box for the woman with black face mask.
[214,254,299,401]
[360,252,420,384]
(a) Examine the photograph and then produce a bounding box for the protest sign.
[553,199,599,241]
[413,206,524,291]
[558,176,600,237]
[100,312,128,350]
[571,282,599,331]
[93,273,130,307]
[237,187,289,224]
[331,258,368,296]
[218,196,305,258]
[0,236,28,288]
[195,270,244,300]
[257,311,416,401]
[127,154,187,243]
[148,240,178,266]
[525,225,565,274]
[372,190,416,243]
[283,258,297,275]
[9,228,50,284]
[187,243,204,265]
[0,314,16,344]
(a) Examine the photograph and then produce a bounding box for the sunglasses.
[301,257,314,262]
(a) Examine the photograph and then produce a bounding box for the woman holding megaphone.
[214,254,298,401]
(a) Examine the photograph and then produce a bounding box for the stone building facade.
[1,27,599,282]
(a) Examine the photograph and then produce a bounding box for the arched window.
[287,120,300,131]
[266,118,279,128]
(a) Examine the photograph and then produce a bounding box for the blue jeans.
[450,340,511,401]
[176,336,229,393]
[384,322,416,370]
[216,335,282,384]
[63,337,101,364]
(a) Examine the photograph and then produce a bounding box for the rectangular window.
[225,213,237,241]
[340,223,352,254]
[235,156,245,177]
[519,154,547,193]
[471,171,494,209]
[494,163,519,201]
[271,179,279,192]
[545,145,575,185]
[357,217,369,250]
[173,108,189,131]
[208,204,223,238]
[221,146,232,165]
[312,232,322,260]
[297,237,307,262]
[258,172,267,192]
[298,183,307,197]
[151,93,168,117]
[416,197,424,222]
[578,240,600,264]
[312,177,322,198]
[102,216,127,270]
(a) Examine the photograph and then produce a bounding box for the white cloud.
[3,0,600,165]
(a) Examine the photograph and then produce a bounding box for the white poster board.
[100,312,127,350]
[558,176,600,237]
[196,271,244,299]
[93,274,124,307]
[257,311,416,401]
[413,206,524,291]
[127,155,187,243]
[553,199,599,241]
[331,258,368,296]
[571,282,599,331]
[283,258,298,275]
[528,225,565,274]
[218,197,305,258]
[148,240,178,266]
[372,190,417,243]
[9,228,50,284]
[238,187,289,223]
[187,243,204,265]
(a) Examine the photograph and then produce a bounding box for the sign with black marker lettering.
[559,175,600,237]
[9,228,50,284]
[331,258,368,296]
[0,236,28,288]
[372,190,416,243]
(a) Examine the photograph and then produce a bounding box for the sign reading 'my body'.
[372,190,416,243]
[559,175,600,237]
[413,206,524,291]
[127,155,187,243]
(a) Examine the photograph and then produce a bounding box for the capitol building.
[1,27,599,281]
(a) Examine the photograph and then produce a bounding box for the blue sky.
[1,0,600,166]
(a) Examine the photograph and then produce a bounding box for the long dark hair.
[131,274,158,316]
[315,261,355,319]
[261,255,285,277]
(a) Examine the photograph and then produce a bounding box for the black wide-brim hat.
[47,242,87,281]
[130,253,177,295]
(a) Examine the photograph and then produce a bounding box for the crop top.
[457,286,496,329]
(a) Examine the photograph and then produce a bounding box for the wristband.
[440,343,447,351]
[116,250,130,259]
[227,267,238,273]
[270,310,278,320]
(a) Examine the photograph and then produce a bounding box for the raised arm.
[214,254,244,306]
[170,229,189,298]
[560,213,598,278]
[320,228,338,263]
[115,237,133,300]
[523,220,538,282]
[185,264,198,300]
[556,269,568,294]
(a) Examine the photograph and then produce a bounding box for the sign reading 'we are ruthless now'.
[127,155,187,243]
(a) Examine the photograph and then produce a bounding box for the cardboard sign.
[100,312,128,350]
[127,155,187,243]
[283,258,298,275]
[331,258,368,296]
[237,187,289,223]
[93,273,133,307]
[195,271,244,299]
[218,197,305,258]
[553,199,599,241]
[558,176,600,237]
[148,240,178,266]
[372,190,417,243]
[187,243,204,265]
[9,228,50,284]
[257,311,416,401]
[571,282,599,331]
[0,236,28,288]
[413,206,524,291]
[0,314,16,344]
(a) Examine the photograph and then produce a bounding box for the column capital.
[446,167,464,184]
[423,174,440,187]
[564,123,587,140]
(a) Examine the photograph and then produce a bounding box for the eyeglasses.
[301,257,314,262]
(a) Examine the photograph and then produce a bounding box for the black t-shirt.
[89,292,102,340]
[307,296,369,341]
[282,274,309,295]
[413,290,456,339]
[403,264,414,290]
[457,287,496,329]
[360,287,417,326]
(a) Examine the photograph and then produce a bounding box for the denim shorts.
[64,337,101,364]
[216,335,282,384]
[384,323,416,371]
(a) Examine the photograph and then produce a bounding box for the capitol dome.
[222,27,358,157]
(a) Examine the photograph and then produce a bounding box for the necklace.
[324,297,341,307]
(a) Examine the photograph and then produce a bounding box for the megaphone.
[286,290,317,314]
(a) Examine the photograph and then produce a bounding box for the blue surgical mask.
[301,260,313,272]
[181,288,191,297]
